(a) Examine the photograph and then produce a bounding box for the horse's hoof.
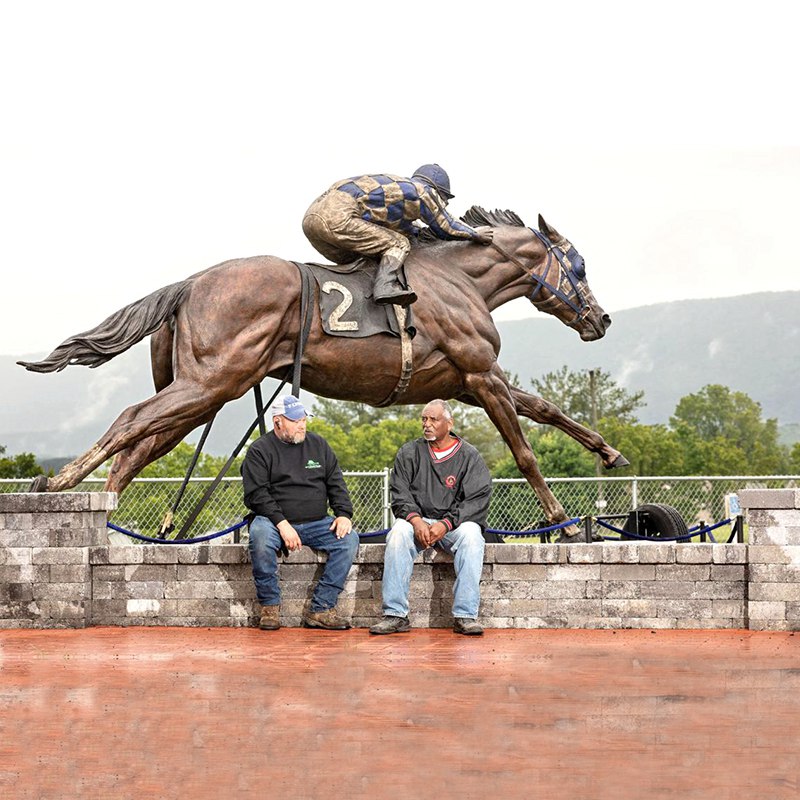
[28,475,49,492]
[557,528,601,543]
[556,525,584,543]
[607,453,630,469]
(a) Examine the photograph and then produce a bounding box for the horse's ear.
[538,214,564,243]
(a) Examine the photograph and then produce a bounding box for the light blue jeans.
[248,515,359,612]
[380,517,485,619]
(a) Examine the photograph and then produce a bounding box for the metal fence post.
[735,515,744,543]
[382,468,390,531]
[631,478,638,511]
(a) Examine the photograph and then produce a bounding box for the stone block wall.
[740,488,800,631]
[0,493,116,628]
[0,491,798,630]
[80,542,749,629]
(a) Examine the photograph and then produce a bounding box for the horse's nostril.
[603,314,612,329]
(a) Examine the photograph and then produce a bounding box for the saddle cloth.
[301,259,416,340]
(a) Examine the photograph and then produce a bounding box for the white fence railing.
[2,475,798,537]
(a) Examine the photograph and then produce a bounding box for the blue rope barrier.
[107,520,248,544]
[487,518,581,537]
[358,529,389,539]
[357,518,581,539]
[595,517,734,543]
[108,516,738,545]
[108,516,583,544]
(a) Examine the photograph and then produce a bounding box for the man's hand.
[329,516,352,539]
[475,226,494,245]
[276,520,302,552]
[410,516,433,548]
[427,521,448,545]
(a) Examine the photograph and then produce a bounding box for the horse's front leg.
[509,386,629,469]
[463,366,580,538]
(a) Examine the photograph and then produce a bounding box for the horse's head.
[456,206,611,341]
[526,214,611,341]
[414,206,611,342]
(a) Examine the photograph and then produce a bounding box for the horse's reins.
[490,230,590,327]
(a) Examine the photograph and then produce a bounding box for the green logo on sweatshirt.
[305,459,322,470]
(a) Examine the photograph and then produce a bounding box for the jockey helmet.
[412,163,454,199]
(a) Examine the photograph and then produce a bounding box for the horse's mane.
[415,205,526,246]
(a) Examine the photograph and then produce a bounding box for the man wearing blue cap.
[241,394,358,631]
[302,164,493,306]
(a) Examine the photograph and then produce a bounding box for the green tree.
[310,396,516,471]
[531,366,645,425]
[670,384,788,475]
[310,398,417,430]
[598,418,686,476]
[790,442,800,473]
[309,417,421,472]
[0,445,42,479]
[138,442,231,478]
[492,428,595,479]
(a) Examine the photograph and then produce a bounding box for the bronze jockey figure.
[302,164,493,306]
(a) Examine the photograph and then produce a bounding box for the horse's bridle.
[490,229,590,327]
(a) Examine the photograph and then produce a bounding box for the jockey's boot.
[373,254,417,306]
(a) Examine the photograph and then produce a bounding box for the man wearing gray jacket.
[370,399,492,636]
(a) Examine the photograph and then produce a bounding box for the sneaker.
[259,604,281,631]
[302,607,351,630]
[453,617,483,636]
[369,616,411,635]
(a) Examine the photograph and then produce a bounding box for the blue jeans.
[248,515,359,612]
[381,518,485,619]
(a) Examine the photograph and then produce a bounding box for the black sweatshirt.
[390,436,492,531]
[241,431,353,526]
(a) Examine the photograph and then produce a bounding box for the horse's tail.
[17,278,195,373]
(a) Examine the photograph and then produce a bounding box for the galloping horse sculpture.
[19,207,628,539]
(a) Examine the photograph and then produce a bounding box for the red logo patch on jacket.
[445,475,456,488]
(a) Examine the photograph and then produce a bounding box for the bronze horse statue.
[19,207,628,538]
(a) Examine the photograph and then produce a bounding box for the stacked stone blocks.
[1,491,797,630]
[739,488,800,631]
[0,493,115,628]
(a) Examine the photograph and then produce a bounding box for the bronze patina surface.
[20,210,621,534]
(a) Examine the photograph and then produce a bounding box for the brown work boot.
[369,615,411,635]
[453,617,484,636]
[258,604,281,630]
[302,607,351,630]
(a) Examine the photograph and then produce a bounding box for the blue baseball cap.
[270,394,313,421]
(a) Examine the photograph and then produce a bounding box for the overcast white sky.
[2,0,799,356]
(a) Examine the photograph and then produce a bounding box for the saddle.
[298,258,416,340]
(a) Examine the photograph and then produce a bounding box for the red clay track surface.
[1,627,798,799]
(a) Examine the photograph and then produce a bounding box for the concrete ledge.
[739,489,800,510]
[0,492,118,513]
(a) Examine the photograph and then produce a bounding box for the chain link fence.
[2,474,798,538]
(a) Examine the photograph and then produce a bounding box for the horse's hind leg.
[150,322,174,392]
[509,386,629,468]
[44,378,225,492]
[463,366,578,535]
[104,412,215,494]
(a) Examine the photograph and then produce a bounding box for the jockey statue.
[302,164,494,306]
